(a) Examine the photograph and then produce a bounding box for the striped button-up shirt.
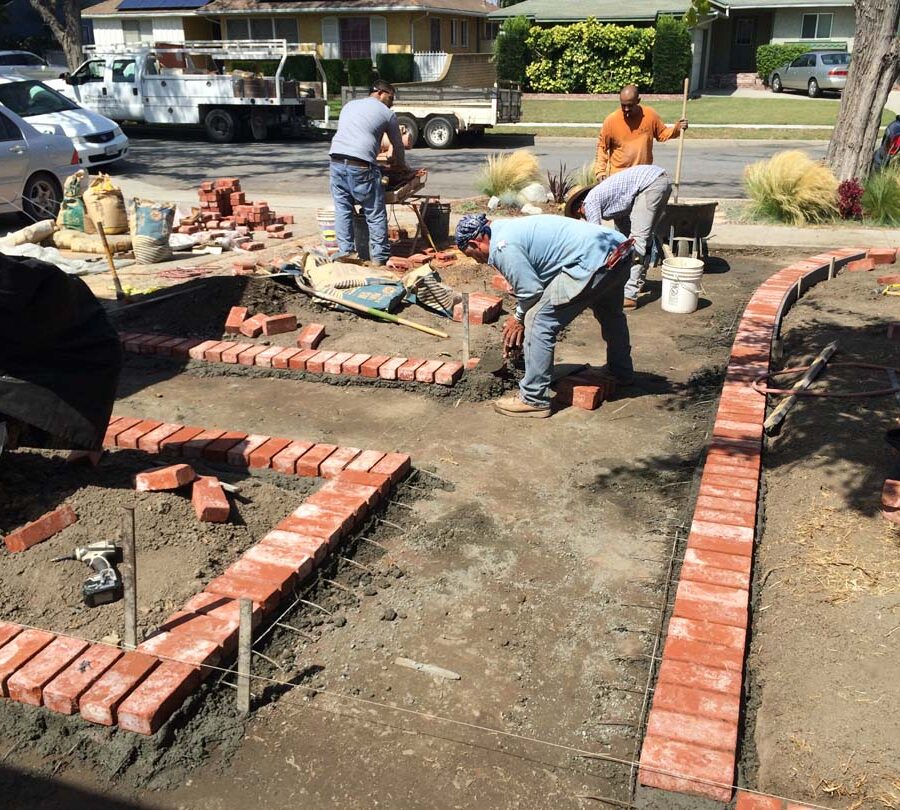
[584,164,666,222]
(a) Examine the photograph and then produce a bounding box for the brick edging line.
[636,247,896,803]
[0,418,412,736]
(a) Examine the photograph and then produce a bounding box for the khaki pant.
[613,174,672,300]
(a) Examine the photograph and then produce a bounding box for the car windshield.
[0,80,79,117]
[821,53,851,65]
[0,53,44,66]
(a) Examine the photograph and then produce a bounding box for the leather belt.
[330,154,371,168]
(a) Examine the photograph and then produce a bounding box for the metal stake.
[828,256,836,279]
[461,292,470,366]
[121,506,138,650]
[237,598,252,715]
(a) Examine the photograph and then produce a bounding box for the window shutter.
[322,16,339,59]
[370,16,387,61]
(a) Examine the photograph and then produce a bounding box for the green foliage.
[652,16,692,93]
[347,58,375,87]
[494,16,532,86]
[375,53,414,84]
[862,164,900,225]
[756,43,810,82]
[320,59,347,97]
[229,56,317,81]
[683,0,710,28]
[525,19,654,94]
[744,150,839,225]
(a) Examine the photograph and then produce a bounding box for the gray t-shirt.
[329,96,404,165]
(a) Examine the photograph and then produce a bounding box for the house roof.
[711,0,851,7]
[488,0,688,22]
[83,0,494,16]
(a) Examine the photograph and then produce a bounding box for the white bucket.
[316,207,340,255]
[661,257,705,314]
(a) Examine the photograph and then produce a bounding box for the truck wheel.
[248,112,268,141]
[395,115,419,148]
[423,116,457,149]
[22,172,62,220]
[204,108,239,143]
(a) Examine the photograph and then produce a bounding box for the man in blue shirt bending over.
[329,79,406,266]
[456,214,635,418]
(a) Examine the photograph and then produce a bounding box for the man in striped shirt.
[582,165,671,309]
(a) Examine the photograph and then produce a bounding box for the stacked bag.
[54,172,133,253]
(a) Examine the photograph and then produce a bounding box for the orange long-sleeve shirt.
[594,105,680,180]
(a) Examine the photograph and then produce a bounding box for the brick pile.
[386,247,457,272]
[452,293,502,325]
[552,368,616,411]
[225,306,297,338]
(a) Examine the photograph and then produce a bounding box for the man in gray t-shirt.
[329,79,406,265]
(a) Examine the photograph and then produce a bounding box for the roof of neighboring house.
[711,0,851,7]
[488,0,687,22]
[83,0,494,16]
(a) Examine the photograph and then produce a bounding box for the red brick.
[846,257,875,272]
[554,376,606,410]
[43,644,122,715]
[647,708,737,752]
[272,347,302,368]
[158,611,238,653]
[7,636,90,706]
[415,360,444,384]
[673,580,749,629]
[136,423,183,454]
[192,476,230,523]
[681,552,751,591]
[287,348,319,370]
[135,464,196,492]
[319,479,380,509]
[221,343,254,363]
[153,336,191,356]
[693,504,755,530]
[370,452,411,484]
[253,345,284,368]
[203,341,237,363]
[204,573,283,613]
[4,504,78,553]
[79,651,160,726]
[877,274,900,284]
[116,419,164,450]
[651,681,741,725]
[237,345,267,366]
[138,631,221,673]
[397,358,426,381]
[227,434,270,466]
[159,426,205,456]
[735,792,784,810]
[297,323,326,350]
[248,437,293,469]
[360,355,390,377]
[306,350,336,373]
[240,544,314,582]
[137,335,174,355]
[296,443,337,476]
[639,735,734,801]
[320,446,360,478]
[239,313,266,339]
[337,468,392,497]
[261,314,297,336]
[324,351,354,374]
[345,450,386,473]
[201,431,248,463]
[225,306,249,334]
[180,592,262,627]
[491,273,513,293]
[188,340,220,361]
[0,629,54,695]
[342,353,371,375]
[104,416,142,447]
[434,361,464,386]
[663,634,744,674]
[378,357,407,380]
[307,488,369,520]
[117,661,200,735]
[688,522,754,558]
[683,547,751,577]
[703,462,761,486]
[280,506,349,542]
[667,616,745,651]
[658,657,743,698]
[271,440,314,474]
[225,557,299,591]
[0,622,23,648]
[259,530,329,564]
[698,476,758,503]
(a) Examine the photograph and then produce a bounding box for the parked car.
[0,76,128,167]
[0,104,77,220]
[0,50,67,81]
[769,51,850,97]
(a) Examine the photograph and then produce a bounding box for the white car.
[0,76,128,168]
[0,51,67,82]
[0,104,77,220]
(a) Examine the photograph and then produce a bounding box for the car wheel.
[771,74,783,93]
[204,108,239,143]
[395,115,420,148]
[808,78,820,98]
[423,116,457,149]
[22,172,62,221]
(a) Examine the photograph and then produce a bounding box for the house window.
[340,17,371,59]
[225,18,299,42]
[123,19,153,44]
[81,19,95,46]
[450,19,468,47]
[430,18,441,51]
[801,13,833,39]
[483,21,500,41]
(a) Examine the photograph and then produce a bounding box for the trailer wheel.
[204,108,239,143]
[395,115,419,148]
[423,116,457,149]
[248,112,268,141]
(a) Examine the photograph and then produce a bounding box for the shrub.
[837,179,863,220]
[475,150,541,197]
[547,163,574,204]
[320,59,347,97]
[572,162,598,187]
[525,19,654,94]
[862,165,900,226]
[653,16,692,93]
[347,58,375,87]
[376,53,414,84]
[756,43,810,83]
[743,150,839,225]
[494,15,532,86]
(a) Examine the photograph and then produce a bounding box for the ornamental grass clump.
[743,150,839,225]
[861,164,900,226]
[475,150,542,197]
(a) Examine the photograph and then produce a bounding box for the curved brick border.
[637,247,897,802]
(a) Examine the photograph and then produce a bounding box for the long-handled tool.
[96,222,127,301]
[293,278,449,339]
[672,77,690,203]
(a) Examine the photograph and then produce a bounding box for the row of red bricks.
[637,247,881,803]
[118,331,466,387]
[0,422,410,735]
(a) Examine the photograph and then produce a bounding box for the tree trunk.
[825,0,900,181]
[27,0,83,70]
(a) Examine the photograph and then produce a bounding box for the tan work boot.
[492,393,551,418]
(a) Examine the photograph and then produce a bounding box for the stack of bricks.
[551,368,616,411]
[452,293,502,325]
[637,247,871,804]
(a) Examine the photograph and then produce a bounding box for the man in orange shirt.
[594,84,687,180]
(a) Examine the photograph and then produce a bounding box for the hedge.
[376,52,414,83]
[494,15,532,86]
[756,43,810,83]
[652,15,692,93]
[347,57,376,87]
[320,58,347,97]
[525,19,654,93]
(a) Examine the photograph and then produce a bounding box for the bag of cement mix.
[83,174,128,234]
[53,228,132,254]
[0,219,56,247]
[56,170,94,234]
[127,198,175,263]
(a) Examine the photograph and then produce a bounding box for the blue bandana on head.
[455,213,490,250]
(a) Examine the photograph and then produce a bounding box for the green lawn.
[490,125,834,140]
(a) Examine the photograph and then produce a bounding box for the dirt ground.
[743,271,900,809]
[1,248,869,810]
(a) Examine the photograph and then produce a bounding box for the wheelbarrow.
[656,201,718,258]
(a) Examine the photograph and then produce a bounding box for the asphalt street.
[115,128,827,202]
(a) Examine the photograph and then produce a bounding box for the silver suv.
[0,51,67,82]
[770,51,850,97]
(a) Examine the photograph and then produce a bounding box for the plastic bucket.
[316,207,340,255]
[661,257,704,314]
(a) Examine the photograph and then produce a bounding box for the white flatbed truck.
[54,40,329,143]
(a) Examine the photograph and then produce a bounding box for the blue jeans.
[329,161,389,263]
[520,262,633,407]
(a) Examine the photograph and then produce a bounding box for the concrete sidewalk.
[709,220,899,250]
